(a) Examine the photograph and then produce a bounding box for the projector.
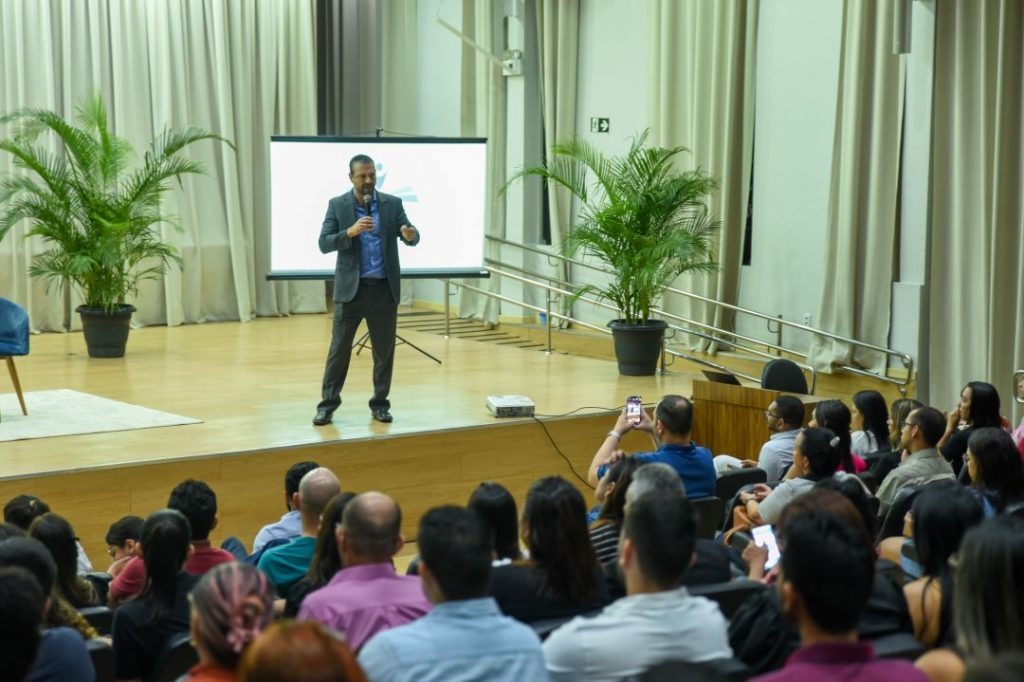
[486,395,535,418]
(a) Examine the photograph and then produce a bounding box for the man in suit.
[314,154,420,425]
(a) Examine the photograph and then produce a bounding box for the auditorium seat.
[639,657,751,681]
[692,497,726,540]
[79,605,114,635]
[86,638,114,682]
[690,579,766,620]
[716,468,768,501]
[149,632,198,682]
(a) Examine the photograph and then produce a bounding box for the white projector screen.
[268,136,489,279]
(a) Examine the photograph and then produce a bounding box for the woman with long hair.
[939,381,1002,475]
[467,482,522,563]
[739,427,842,527]
[187,562,274,681]
[903,483,984,647]
[28,512,99,608]
[811,400,865,473]
[111,508,198,681]
[964,427,1024,513]
[916,516,1024,682]
[850,390,890,456]
[589,457,641,564]
[285,492,356,617]
[489,476,607,623]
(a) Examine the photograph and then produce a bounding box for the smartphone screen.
[626,395,642,425]
[751,524,781,571]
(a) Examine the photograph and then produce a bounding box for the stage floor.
[1,308,696,481]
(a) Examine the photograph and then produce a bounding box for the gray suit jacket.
[318,190,419,303]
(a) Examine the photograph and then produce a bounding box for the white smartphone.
[751,524,781,571]
[626,395,643,425]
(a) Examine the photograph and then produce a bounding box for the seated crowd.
[6,381,1024,682]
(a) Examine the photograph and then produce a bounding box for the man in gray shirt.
[715,395,804,482]
[876,406,954,516]
[543,489,731,680]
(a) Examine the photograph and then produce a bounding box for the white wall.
[415,0,462,137]
[736,0,843,352]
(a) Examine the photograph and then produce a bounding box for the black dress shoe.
[371,407,393,423]
[313,408,333,426]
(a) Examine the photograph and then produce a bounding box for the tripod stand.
[353,330,441,365]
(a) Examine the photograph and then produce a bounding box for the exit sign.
[590,117,610,133]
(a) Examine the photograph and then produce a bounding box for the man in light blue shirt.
[714,395,804,482]
[251,460,320,554]
[359,505,547,682]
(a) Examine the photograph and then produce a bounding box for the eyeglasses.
[900,420,917,429]
[107,546,119,558]
[764,410,780,418]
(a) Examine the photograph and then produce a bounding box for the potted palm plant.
[0,93,231,357]
[507,129,720,375]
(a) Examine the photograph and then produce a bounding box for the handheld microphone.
[362,193,373,231]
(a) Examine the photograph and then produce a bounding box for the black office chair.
[715,468,768,501]
[760,359,808,394]
[79,605,114,635]
[689,579,766,620]
[148,632,198,682]
[692,497,726,540]
[87,638,115,682]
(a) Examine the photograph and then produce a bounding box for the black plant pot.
[77,305,136,358]
[608,319,668,376]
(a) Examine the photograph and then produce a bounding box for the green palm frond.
[0,92,232,312]
[506,128,720,323]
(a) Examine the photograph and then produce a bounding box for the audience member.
[850,390,890,456]
[730,489,911,674]
[285,492,356,617]
[589,457,640,564]
[110,479,236,605]
[738,427,841,527]
[603,464,731,601]
[467,482,523,563]
[939,381,1002,475]
[0,521,26,541]
[715,396,804,482]
[0,566,45,682]
[0,537,94,681]
[490,476,608,624]
[238,620,366,682]
[105,514,143,577]
[544,492,731,680]
[298,491,430,650]
[111,509,198,681]
[4,493,93,574]
[876,407,955,517]
[810,400,864,473]
[963,427,1024,513]
[865,398,924,484]
[588,395,715,498]
[889,399,924,451]
[252,461,320,555]
[188,562,275,681]
[359,506,546,681]
[901,483,983,647]
[28,512,99,608]
[259,467,340,596]
[748,509,926,682]
[916,516,1024,682]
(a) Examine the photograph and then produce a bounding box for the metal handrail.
[484,235,913,393]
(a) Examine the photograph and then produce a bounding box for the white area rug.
[0,389,201,442]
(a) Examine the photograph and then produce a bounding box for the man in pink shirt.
[109,479,234,605]
[298,491,430,649]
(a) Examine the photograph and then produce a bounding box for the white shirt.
[851,430,881,456]
[543,587,732,681]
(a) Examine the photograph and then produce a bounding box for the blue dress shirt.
[358,597,548,682]
[355,191,386,279]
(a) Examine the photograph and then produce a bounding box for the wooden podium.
[691,380,823,459]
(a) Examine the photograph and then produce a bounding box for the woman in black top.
[28,512,99,608]
[490,476,608,623]
[940,381,1002,476]
[285,492,356,617]
[111,508,198,681]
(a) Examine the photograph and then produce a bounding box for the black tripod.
[353,330,441,365]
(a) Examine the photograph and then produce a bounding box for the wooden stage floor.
[0,308,698,562]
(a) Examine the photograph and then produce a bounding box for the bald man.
[258,467,341,595]
[298,491,431,649]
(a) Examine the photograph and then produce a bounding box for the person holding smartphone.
[587,395,716,500]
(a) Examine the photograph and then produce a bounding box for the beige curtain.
[649,0,758,351]
[928,0,1024,412]
[806,0,905,375]
[0,0,320,330]
[455,0,506,323]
